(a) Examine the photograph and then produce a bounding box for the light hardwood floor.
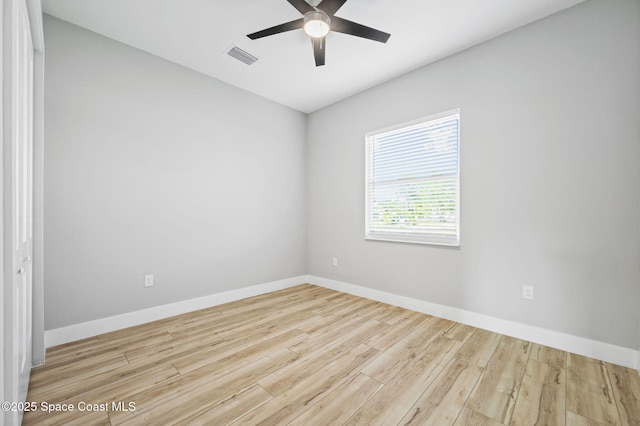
[24,284,640,425]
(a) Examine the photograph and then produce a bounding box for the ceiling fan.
[247,0,391,67]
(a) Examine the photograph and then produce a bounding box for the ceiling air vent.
[227,46,259,65]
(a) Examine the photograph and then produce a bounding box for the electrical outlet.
[144,274,154,288]
[332,257,338,267]
[522,285,534,300]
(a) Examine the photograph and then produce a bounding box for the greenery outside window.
[365,109,460,246]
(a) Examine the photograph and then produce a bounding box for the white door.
[6,0,34,423]
[14,0,34,401]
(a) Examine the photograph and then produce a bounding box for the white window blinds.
[365,110,460,246]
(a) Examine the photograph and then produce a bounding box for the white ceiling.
[42,0,584,113]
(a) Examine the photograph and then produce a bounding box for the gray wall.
[44,16,307,329]
[307,0,640,349]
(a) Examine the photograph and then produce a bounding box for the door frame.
[25,0,44,368]
[2,0,44,423]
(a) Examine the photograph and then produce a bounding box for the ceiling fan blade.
[312,36,326,66]
[330,16,390,43]
[247,18,304,40]
[287,0,315,15]
[316,0,349,16]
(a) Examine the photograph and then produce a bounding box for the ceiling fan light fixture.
[303,10,331,38]
[247,0,391,67]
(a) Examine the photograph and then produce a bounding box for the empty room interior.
[2,0,640,424]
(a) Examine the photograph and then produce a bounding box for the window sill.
[365,235,460,248]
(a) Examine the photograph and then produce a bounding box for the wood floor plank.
[465,336,531,424]
[454,327,502,368]
[296,312,344,334]
[162,285,326,334]
[361,316,453,384]
[398,358,484,425]
[287,373,383,426]
[174,384,272,426]
[442,322,476,343]
[377,305,416,325]
[214,296,329,339]
[111,347,299,425]
[454,407,505,426]
[345,336,461,425]
[509,358,566,426]
[172,327,307,375]
[24,362,179,423]
[258,319,386,396]
[25,284,636,426]
[365,312,430,352]
[567,353,620,426]
[288,316,384,357]
[606,363,640,425]
[27,410,111,426]
[231,344,380,426]
[29,353,130,390]
[310,293,362,315]
[566,411,608,425]
[42,336,100,364]
[530,342,567,370]
[327,297,382,318]
[122,328,225,364]
[167,294,324,341]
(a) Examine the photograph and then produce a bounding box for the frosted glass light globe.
[303,11,331,38]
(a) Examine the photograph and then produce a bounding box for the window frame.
[365,109,461,247]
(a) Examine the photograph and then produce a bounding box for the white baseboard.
[308,275,639,370]
[44,275,309,348]
[44,274,638,370]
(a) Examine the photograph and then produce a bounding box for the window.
[365,109,460,246]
